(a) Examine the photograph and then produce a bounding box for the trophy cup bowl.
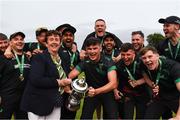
[66,78,88,111]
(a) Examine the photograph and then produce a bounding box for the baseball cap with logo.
[158,16,180,24]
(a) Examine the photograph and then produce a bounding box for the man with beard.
[58,25,80,119]
[80,19,122,60]
[139,46,180,119]
[0,33,9,56]
[95,33,121,119]
[157,16,180,62]
[68,37,118,119]
[0,32,30,119]
[102,33,121,63]
[131,31,145,55]
[156,15,180,119]
[114,43,150,119]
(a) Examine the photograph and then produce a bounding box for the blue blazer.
[21,50,63,116]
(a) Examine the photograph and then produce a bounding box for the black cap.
[56,24,71,31]
[62,25,76,35]
[35,27,48,36]
[0,33,8,40]
[10,32,25,40]
[103,33,115,41]
[158,16,180,24]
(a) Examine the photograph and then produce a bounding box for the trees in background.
[146,33,165,47]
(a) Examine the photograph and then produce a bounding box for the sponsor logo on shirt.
[14,64,31,69]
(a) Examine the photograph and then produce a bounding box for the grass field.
[75,98,100,119]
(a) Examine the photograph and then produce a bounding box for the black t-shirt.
[0,51,3,56]
[76,54,116,88]
[141,57,180,100]
[157,38,180,62]
[58,45,80,75]
[102,48,120,61]
[0,54,30,100]
[81,32,123,50]
[116,58,149,96]
[24,42,47,52]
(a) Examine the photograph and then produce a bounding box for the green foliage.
[146,33,165,47]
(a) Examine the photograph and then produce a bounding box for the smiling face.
[46,34,61,54]
[94,20,106,37]
[163,23,179,38]
[103,36,115,52]
[62,31,74,48]
[121,49,135,66]
[85,44,101,62]
[0,39,9,52]
[10,35,24,52]
[141,50,159,70]
[131,34,144,52]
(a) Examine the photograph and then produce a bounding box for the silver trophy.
[66,77,88,111]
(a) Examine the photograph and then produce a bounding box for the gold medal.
[70,64,74,70]
[19,74,24,81]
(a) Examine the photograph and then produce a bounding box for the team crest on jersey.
[63,50,68,53]
[98,63,103,70]
[14,64,31,69]
[165,48,169,51]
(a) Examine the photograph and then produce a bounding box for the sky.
[0,0,180,49]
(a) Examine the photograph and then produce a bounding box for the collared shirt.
[157,38,180,62]
[81,32,123,50]
[116,57,149,96]
[0,51,3,56]
[24,42,46,52]
[76,54,116,88]
[58,45,80,75]
[141,57,180,100]
[102,48,120,61]
[0,54,30,98]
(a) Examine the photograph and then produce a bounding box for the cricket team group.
[0,15,180,120]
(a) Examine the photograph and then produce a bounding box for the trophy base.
[65,98,80,111]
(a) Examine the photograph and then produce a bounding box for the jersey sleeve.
[106,59,117,72]
[169,61,180,83]
[75,61,85,73]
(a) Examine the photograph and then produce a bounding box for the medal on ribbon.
[14,52,25,81]
[19,74,24,81]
